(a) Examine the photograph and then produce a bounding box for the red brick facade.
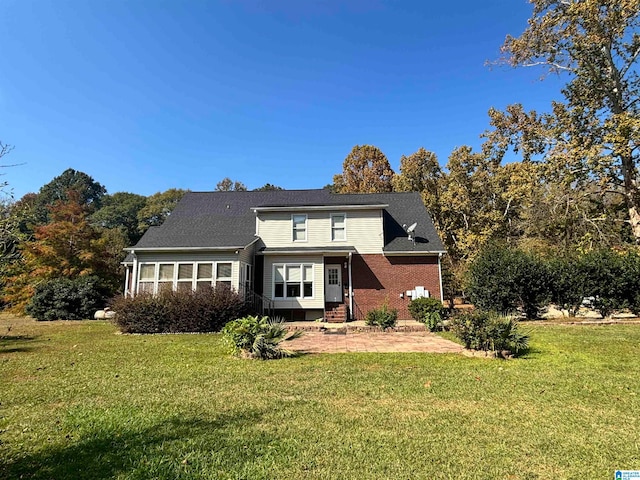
[350,254,441,320]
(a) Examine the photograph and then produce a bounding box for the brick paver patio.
[285,330,465,354]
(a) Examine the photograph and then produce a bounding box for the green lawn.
[1,316,639,479]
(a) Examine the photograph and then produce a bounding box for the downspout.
[438,252,444,303]
[131,251,138,298]
[348,252,353,321]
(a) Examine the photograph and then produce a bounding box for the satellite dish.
[406,222,417,234]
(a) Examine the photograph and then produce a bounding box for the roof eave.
[252,204,388,212]
[383,250,446,256]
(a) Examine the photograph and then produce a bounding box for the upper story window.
[292,214,307,242]
[331,213,346,241]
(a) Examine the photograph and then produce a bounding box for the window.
[136,261,234,294]
[196,263,213,292]
[273,263,313,299]
[240,263,252,295]
[286,265,301,297]
[158,264,174,292]
[138,264,155,294]
[331,213,346,241]
[216,262,232,288]
[177,263,194,292]
[292,214,307,241]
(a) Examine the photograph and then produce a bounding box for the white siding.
[264,255,324,309]
[258,210,383,253]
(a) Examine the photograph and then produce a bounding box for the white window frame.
[176,263,196,292]
[330,213,347,242]
[215,262,233,288]
[136,261,235,294]
[272,263,314,299]
[292,214,308,242]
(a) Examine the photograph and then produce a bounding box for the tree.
[333,145,394,193]
[91,192,147,245]
[215,178,247,192]
[253,183,284,191]
[137,188,187,233]
[2,191,115,312]
[498,0,640,239]
[392,148,444,231]
[34,169,106,224]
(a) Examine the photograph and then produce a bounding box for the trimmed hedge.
[26,276,107,321]
[110,286,249,333]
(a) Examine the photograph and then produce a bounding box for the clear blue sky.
[0,0,565,199]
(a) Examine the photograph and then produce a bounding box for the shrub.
[222,315,301,359]
[26,276,107,321]
[450,311,529,356]
[365,303,398,329]
[110,286,249,333]
[408,297,446,331]
[467,245,550,319]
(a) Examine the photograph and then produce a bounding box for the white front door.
[325,265,342,302]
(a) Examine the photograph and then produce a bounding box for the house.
[122,189,446,321]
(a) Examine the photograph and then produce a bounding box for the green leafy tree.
[215,178,247,192]
[34,169,106,224]
[497,0,640,240]
[467,245,551,319]
[91,192,147,245]
[137,188,187,233]
[333,145,394,193]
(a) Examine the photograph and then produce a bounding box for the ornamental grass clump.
[451,311,529,357]
[222,315,302,360]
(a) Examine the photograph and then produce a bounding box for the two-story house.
[123,189,446,321]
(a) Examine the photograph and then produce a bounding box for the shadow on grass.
[0,335,37,354]
[1,410,275,480]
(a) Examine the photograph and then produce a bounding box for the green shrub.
[408,297,446,331]
[222,315,301,359]
[467,245,550,319]
[450,311,529,356]
[110,286,249,333]
[365,303,398,329]
[26,276,108,321]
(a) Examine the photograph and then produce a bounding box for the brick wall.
[351,254,441,320]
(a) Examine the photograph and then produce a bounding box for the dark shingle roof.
[130,189,445,253]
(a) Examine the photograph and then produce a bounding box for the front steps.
[324,304,348,323]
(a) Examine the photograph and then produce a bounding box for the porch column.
[131,251,138,298]
[124,266,130,297]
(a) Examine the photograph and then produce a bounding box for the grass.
[1,315,639,479]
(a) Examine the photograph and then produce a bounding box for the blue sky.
[0,0,566,199]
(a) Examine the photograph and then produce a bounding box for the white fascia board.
[123,246,247,252]
[259,249,355,255]
[252,204,388,212]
